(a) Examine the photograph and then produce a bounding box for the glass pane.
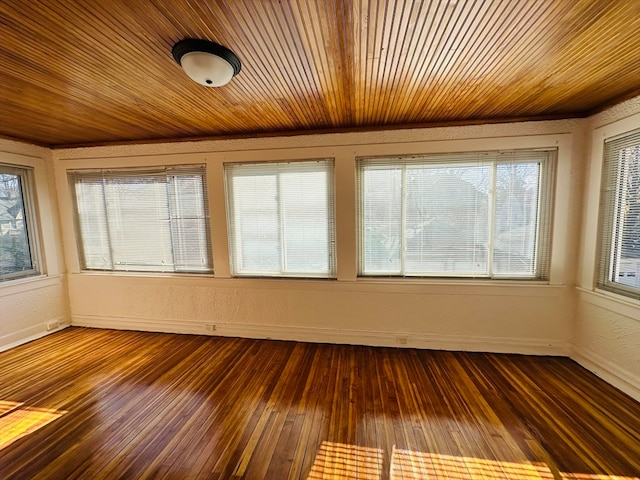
[232,174,280,272]
[0,174,33,275]
[493,162,541,276]
[168,175,210,272]
[104,177,174,272]
[362,167,402,273]
[280,169,329,273]
[613,146,640,289]
[75,180,112,269]
[404,165,490,275]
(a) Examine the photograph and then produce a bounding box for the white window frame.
[357,149,556,280]
[224,159,336,278]
[596,128,640,300]
[0,164,42,282]
[68,164,213,274]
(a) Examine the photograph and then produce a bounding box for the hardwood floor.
[0,327,638,479]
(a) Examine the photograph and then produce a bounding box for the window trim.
[596,128,640,300]
[356,149,556,280]
[68,164,213,275]
[0,163,42,282]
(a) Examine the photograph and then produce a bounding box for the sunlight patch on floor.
[306,442,639,480]
[307,441,385,479]
[391,448,554,479]
[0,401,67,451]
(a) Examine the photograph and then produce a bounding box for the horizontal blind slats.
[358,149,555,279]
[598,129,640,297]
[225,160,335,278]
[68,165,212,274]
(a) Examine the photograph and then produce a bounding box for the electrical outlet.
[396,335,408,345]
[205,324,217,333]
[46,320,60,331]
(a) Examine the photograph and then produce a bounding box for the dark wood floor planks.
[0,327,639,479]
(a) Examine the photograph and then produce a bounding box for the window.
[597,129,640,299]
[225,160,335,277]
[357,149,555,279]
[0,165,41,281]
[68,165,211,273]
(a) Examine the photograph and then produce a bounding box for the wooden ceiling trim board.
[49,112,581,150]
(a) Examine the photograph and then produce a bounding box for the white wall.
[53,120,581,356]
[0,139,69,351]
[573,96,640,401]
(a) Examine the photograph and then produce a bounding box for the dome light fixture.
[172,39,241,87]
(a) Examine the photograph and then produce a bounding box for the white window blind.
[68,165,212,273]
[357,149,555,279]
[597,129,640,299]
[225,160,335,277]
[0,164,41,281]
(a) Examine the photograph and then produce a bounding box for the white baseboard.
[0,316,70,353]
[571,345,640,402]
[71,314,570,356]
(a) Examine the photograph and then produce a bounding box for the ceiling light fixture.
[172,39,241,87]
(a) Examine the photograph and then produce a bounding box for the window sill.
[74,270,215,279]
[356,276,549,286]
[576,287,640,321]
[68,270,563,296]
[0,274,62,296]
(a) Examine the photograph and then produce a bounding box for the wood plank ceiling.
[0,0,639,148]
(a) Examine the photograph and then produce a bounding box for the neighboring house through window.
[357,149,556,279]
[0,164,41,281]
[597,129,640,299]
